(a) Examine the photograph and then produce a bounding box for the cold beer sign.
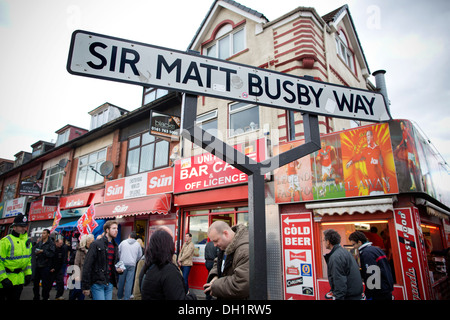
[281,212,316,300]
[67,30,391,122]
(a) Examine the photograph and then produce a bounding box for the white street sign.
[67,30,391,122]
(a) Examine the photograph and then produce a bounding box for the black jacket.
[81,236,119,290]
[139,263,196,300]
[358,242,394,298]
[324,244,363,300]
[35,238,55,268]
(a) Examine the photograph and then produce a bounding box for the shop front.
[273,120,450,300]
[28,190,104,242]
[97,167,175,245]
[173,138,266,289]
[95,192,175,245]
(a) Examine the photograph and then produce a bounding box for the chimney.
[372,70,390,108]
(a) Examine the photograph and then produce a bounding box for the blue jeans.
[117,265,136,300]
[180,266,191,291]
[91,283,113,300]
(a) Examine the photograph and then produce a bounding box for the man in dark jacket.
[349,231,394,300]
[323,229,363,300]
[82,221,122,300]
[33,229,55,300]
[204,222,249,299]
[51,238,68,300]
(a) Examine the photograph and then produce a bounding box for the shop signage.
[150,111,180,140]
[4,196,28,218]
[105,167,173,202]
[394,208,427,300]
[174,138,266,193]
[281,212,316,300]
[67,30,391,122]
[29,200,55,221]
[19,181,42,196]
[274,122,399,203]
[60,193,91,209]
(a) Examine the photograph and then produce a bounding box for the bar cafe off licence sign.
[67,30,391,122]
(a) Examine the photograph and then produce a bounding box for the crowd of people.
[1,212,396,301]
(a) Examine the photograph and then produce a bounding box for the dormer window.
[335,31,355,72]
[56,129,70,147]
[91,109,108,129]
[205,25,246,60]
[89,103,128,130]
[143,87,169,106]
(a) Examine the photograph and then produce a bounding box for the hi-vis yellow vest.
[0,233,32,287]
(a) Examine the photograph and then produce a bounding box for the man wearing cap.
[0,213,33,300]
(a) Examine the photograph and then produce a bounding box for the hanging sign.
[67,30,391,122]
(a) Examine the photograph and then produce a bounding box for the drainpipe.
[372,70,390,112]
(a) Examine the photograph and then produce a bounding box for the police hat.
[11,213,29,227]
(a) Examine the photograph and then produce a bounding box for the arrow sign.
[67,30,391,122]
[283,217,310,225]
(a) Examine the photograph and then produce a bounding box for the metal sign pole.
[181,93,321,300]
[248,172,268,299]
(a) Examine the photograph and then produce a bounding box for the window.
[126,131,169,176]
[195,110,218,147]
[205,27,246,60]
[2,183,16,202]
[43,165,65,193]
[91,109,109,129]
[55,130,70,147]
[229,102,259,137]
[185,206,248,263]
[32,145,43,158]
[143,87,169,105]
[76,149,107,188]
[335,31,355,72]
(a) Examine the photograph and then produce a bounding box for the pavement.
[20,283,205,300]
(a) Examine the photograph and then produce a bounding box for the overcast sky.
[1,0,449,168]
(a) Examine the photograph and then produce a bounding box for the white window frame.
[228,102,259,137]
[91,108,110,130]
[55,130,70,147]
[335,32,355,72]
[75,148,107,188]
[42,165,64,194]
[143,87,169,105]
[205,27,246,60]
[195,110,218,148]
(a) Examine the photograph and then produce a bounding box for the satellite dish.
[99,161,114,177]
[58,158,69,168]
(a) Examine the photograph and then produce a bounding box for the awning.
[305,196,396,216]
[416,198,450,219]
[94,193,172,219]
[55,220,78,231]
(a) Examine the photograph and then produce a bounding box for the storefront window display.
[422,223,447,283]
[319,217,398,283]
[186,206,248,263]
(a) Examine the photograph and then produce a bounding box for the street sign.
[67,30,391,122]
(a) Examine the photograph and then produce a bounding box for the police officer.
[0,213,32,301]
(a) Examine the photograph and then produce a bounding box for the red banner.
[394,208,427,300]
[50,205,62,233]
[77,204,98,235]
[281,212,316,300]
